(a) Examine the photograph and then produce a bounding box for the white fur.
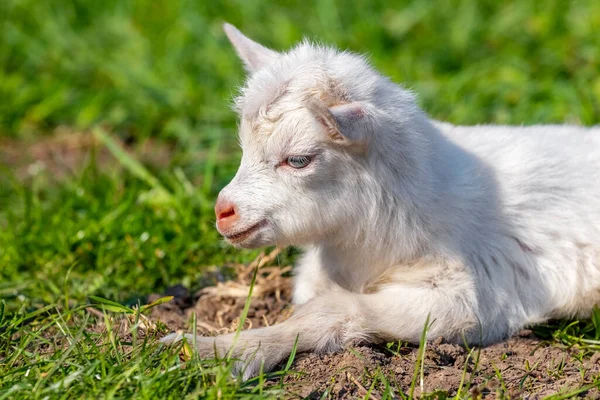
[162,24,600,379]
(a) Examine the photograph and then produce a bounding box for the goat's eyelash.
[281,155,314,169]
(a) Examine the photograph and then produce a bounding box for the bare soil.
[147,250,600,399]
[0,128,173,180]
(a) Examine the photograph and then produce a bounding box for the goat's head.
[215,24,412,249]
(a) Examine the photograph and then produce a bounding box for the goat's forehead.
[236,75,347,145]
[234,41,375,119]
[239,78,312,119]
[234,46,358,151]
[239,110,317,155]
[236,59,340,115]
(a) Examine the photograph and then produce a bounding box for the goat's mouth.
[223,220,268,243]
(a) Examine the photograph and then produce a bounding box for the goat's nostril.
[218,206,236,221]
[215,197,239,227]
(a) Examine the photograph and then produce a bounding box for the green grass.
[1,0,600,398]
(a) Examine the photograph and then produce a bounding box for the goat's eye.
[286,155,312,169]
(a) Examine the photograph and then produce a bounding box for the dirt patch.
[284,334,600,399]
[147,249,600,398]
[0,127,173,181]
[148,248,294,334]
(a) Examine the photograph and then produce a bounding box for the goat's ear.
[306,98,373,147]
[223,23,279,73]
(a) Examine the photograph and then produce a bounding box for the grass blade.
[92,127,175,205]
[409,314,431,399]
[139,296,174,313]
[88,296,133,314]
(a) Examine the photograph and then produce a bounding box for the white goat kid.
[162,24,600,379]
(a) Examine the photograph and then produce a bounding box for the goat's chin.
[227,235,272,249]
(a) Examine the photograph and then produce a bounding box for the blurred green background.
[1,0,599,306]
[2,0,599,141]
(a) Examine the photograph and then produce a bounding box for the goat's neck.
[321,113,491,284]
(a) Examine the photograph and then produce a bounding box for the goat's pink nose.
[215,197,239,232]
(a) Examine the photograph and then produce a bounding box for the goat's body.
[162,25,600,379]
[440,123,600,317]
[294,122,600,348]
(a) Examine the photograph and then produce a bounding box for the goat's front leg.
[292,246,337,305]
[161,284,483,380]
